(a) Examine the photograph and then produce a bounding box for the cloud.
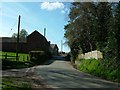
[61,7,70,14]
[61,10,65,14]
[40,2,64,11]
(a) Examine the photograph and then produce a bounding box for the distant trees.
[12,29,28,39]
[64,2,120,64]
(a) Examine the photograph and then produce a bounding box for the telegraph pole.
[44,28,47,58]
[16,15,21,61]
[61,40,63,52]
[44,28,46,37]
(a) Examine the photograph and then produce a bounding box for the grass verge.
[1,77,32,90]
[76,59,119,83]
[1,59,35,70]
[0,51,29,62]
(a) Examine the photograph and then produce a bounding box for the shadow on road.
[36,67,120,89]
[52,56,65,60]
[43,56,68,65]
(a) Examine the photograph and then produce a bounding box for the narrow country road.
[2,56,120,89]
[34,56,120,89]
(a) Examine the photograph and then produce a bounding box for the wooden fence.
[0,54,29,61]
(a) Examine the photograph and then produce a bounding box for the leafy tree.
[64,2,97,63]
[12,29,28,39]
[96,2,112,53]
[104,2,119,61]
[64,2,119,63]
[19,29,28,39]
[114,2,120,62]
[12,33,17,38]
[64,1,119,81]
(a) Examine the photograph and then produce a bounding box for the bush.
[2,59,35,70]
[76,58,119,82]
[46,52,52,59]
[29,51,46,64]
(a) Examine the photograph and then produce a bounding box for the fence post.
[5,53,7,59]
[23,56,24,61]
[27,56,29,61]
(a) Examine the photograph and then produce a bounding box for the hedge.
[76,59,119,82]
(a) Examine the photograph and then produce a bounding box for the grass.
[1,77,33,90]
[0,51,29,62]
[0,51,35,70]
[76,59,119,83]
[2,59,35,70]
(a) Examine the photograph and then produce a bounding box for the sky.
[0,2,71,52]
[0,0,119,53]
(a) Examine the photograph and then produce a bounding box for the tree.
[19,29,28,39]
[96,2,112,53]
[64,2,119,62]
[103,2,120,61]
[64,2,97,63]
[12,29,28,39]
[12,33,17,38]
[114,2,120,62]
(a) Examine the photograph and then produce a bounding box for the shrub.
[46,52,52,59]
[29,51,46,64]
[76,58,119,82]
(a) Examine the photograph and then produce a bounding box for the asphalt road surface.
[34,56,120,89]
[2,56,120,89]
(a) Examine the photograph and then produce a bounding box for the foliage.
[114,2,120,61]
[2,59,35,70]
[64,2,119,65]
[64,2,97,54]
[46,52,52,59]
[2,77,32,90]
[0,51,29,62]
[76,59,119,82]
[29,51,46,65]
[0,51,35,70]
[12,29,28,39]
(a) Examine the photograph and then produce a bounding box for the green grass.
[0,51,29,62]
[1,77,33,90]
[0,51,35,70]
[76,59,119,83]
[2,59,35,70]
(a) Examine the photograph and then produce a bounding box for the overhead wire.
[7,19,17,36]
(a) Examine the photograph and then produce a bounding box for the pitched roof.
[27,30,43,38]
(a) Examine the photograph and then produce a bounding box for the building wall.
[79,50,103,59]
[50,44,59,55]
[1,42,27,53]
[0,31,50,53]
[27,31,49,52]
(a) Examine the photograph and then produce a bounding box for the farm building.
[0,30,59,55]
[50,44,59,55]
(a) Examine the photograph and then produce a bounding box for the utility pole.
[61,40,63,52]
[16,15,21,61]
[44,28,46,37]
[44,28,47,58]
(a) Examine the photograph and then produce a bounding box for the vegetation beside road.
[1,51,52,70]
[1,77,32,90]
[0,51,35,70]
[64,2,120,83]
[76,59,119,83]
[0,51,29,62]
[2,59,35,70]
